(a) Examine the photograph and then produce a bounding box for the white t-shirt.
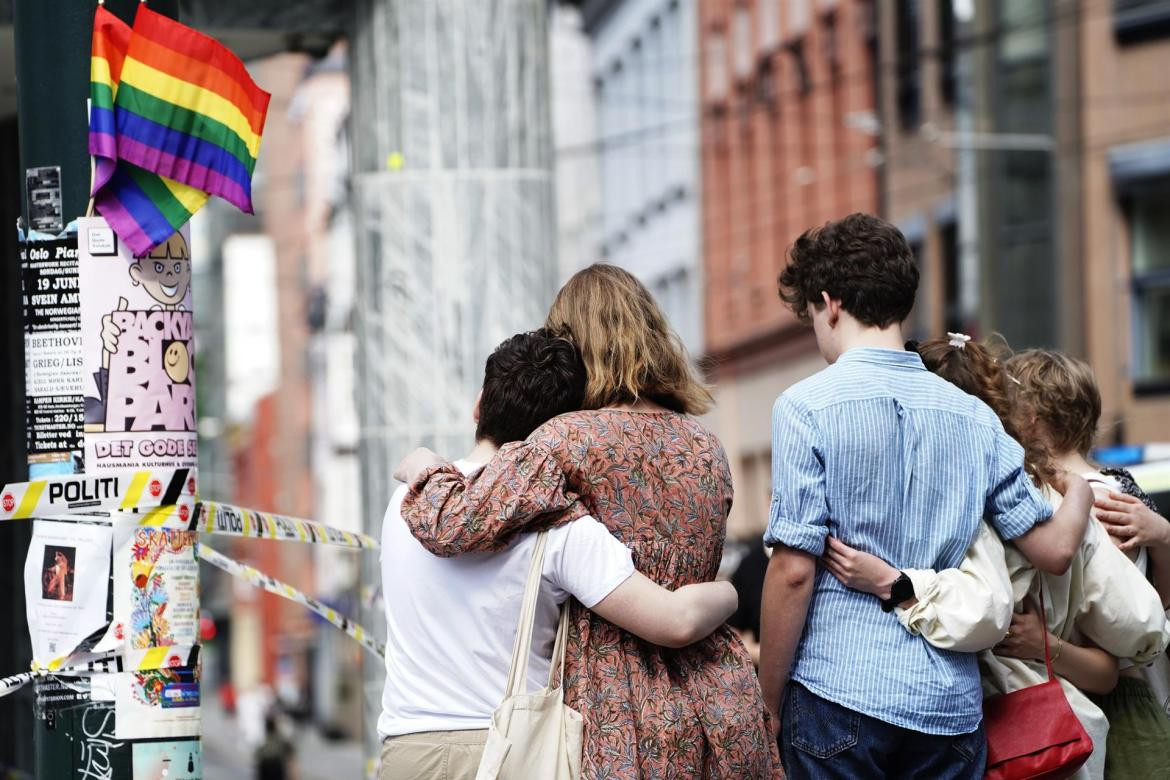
[378,459,635,739]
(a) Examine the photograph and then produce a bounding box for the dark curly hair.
[778,213,919,327]
[475,329,586,446]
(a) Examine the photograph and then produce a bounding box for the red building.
[698,0,880,538]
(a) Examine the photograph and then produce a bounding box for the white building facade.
[575,0,704,356]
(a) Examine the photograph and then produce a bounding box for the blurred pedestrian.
[727,541,769,667]
[256,713,294,780]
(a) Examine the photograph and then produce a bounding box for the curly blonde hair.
[1004,350,1101,457]
[915,337,1055,486]
[545,264,713,415]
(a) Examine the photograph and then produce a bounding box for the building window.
[938,0,957,106]
[707,29,729,102]
[1114,0,1170,43]
[759,0,781,53]
[786,39,812,96]
[896,0,921,131]
[756,56,779,114]
[940,220,961,333]
[822,9,840,76]
[733,5,753,81]
[1128,184,1170,390]
[788,0,811,38]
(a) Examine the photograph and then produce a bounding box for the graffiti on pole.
[79,217,197,473]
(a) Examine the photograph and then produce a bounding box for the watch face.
[892,575,914,602]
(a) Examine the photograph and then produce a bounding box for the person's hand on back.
[1094,491,1170,553]
[393,447,444,484]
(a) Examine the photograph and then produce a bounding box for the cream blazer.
[894,488,1170,780]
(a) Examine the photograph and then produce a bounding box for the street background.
[2,0,1170,776]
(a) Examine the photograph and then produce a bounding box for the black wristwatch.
[881,572,915,613]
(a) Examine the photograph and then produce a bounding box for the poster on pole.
[133,740,202,780]
[109,526,201,739]
[21,236,84,474]
[79,216,197,473]
[111,527,200,653]
[23,519,112,664]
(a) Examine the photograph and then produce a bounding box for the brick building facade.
[698,0,880,538]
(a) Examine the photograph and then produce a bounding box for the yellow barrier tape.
[199,545,384,659]
[198,501,379,550]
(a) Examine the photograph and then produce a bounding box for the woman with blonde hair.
[396,264,782,778]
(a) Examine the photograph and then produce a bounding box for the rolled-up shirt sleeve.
[763,394,829,555]
[985,428,1052,540]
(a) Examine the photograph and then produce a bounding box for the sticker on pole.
[26,166,63,233]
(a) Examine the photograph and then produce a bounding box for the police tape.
[198,545,385,659]
[33,644,200,674]
[0,467,197,520]
[0,471,379,551]
[197,501,379,550]
[1,645,200,700]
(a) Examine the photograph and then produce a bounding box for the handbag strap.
[503,531,550,699]
[1036,578,1055,681]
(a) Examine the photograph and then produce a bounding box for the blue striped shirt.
[765,347,1052,734]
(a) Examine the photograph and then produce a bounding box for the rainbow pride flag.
[115,5,269,215]
[90,5,209,256]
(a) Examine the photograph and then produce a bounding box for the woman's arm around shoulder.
[397,438,590,557]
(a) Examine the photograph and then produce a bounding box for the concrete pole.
[12,1,187,776]
[347,0,559,761]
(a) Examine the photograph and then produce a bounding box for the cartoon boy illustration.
[84,232,193,430]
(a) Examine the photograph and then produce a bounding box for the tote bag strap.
[547,602,571,690]
[503,531,550,699]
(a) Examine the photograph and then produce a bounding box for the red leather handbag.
[982,587,1093,780]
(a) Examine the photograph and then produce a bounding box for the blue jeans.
[780,682,987,779]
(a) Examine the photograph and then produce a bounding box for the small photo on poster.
[40,545,75,602]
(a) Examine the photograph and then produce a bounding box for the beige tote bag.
[475,532,583,780]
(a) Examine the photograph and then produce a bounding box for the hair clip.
[1007,374,1023,386]
[947,332,971,349]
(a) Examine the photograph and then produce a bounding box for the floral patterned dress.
[401,409,783,779]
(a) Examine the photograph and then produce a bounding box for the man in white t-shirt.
[378,330,738,780]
